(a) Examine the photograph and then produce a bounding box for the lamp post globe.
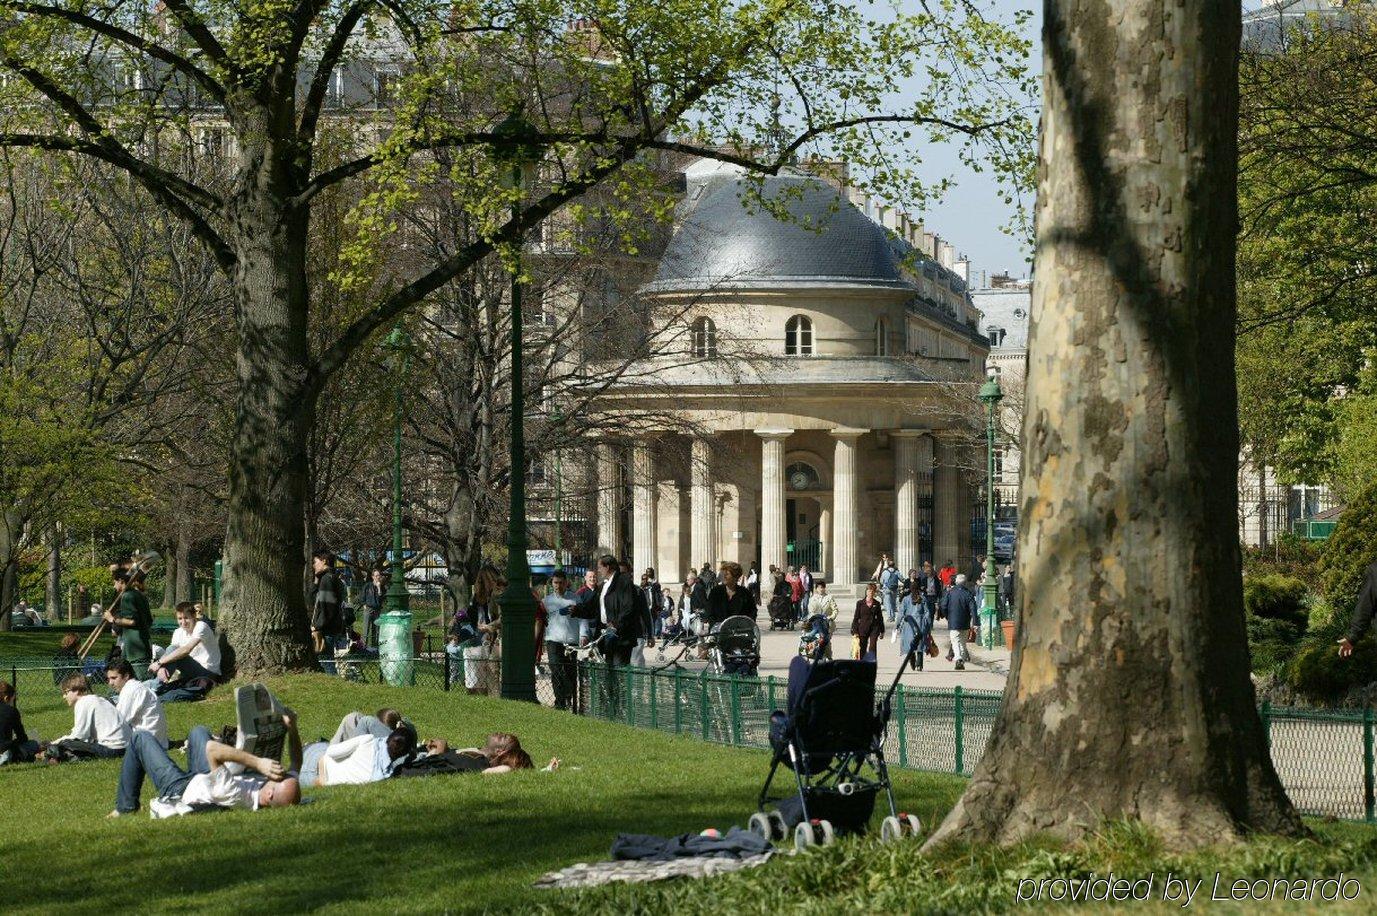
[978,367,1004,647]
[494,109,543,702]
[384,323,411,615]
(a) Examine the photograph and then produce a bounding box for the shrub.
[1247,614,1304,676]
[1243,574,1310,629]
[1242,535,1323,581]
[1286,633,1377,703]
[1318,479,1377,626]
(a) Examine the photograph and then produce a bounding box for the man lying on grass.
[109,712,303,818]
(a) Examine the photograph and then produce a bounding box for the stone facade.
[589,164,989,589]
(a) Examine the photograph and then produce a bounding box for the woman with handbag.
[898,581,935,671]
[850,582,884,661]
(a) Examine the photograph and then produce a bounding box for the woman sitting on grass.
[0,680,40,765]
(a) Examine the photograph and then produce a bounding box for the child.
[0,681,39,765]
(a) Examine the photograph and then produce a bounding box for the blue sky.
[908,0,1038,285]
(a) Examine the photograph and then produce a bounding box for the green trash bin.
[378,611,414,686]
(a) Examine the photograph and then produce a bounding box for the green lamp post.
[495,110,543,702]
[978,367,1004,648]
[384,323,411,617]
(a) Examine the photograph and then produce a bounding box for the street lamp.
[384,323,411,618]
[978,365,1004,648]
[494,110,543,702]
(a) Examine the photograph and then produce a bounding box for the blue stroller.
[749,657,921,850]
[797,613,831,660]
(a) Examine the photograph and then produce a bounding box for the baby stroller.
[748,657,920,850]
[710,615,761,676]
[797,613,831,660]
[767,592,795,630]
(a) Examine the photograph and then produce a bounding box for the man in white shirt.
[42,674,130,763]
[301,721,416,787]
[111,712,302,817]
[150,602,222,688]
[106,660,167,749]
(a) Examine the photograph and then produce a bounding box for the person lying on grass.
[300,717,417,787]
[394,732,555,776]
[109,712,303,817]
[39,674,130,763]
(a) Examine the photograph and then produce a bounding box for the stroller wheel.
[748,812,773,842]
[767,810,788,842]
[904,813,922,836]
[818,819,835,846]
[794,821,824,851]
[880,815,903,843]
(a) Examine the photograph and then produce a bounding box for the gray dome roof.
[643,174,917,294]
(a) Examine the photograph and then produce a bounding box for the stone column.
[916,433,934,562]
[756,429,791,573]
[631,442,656,574]
[818,501,832,581]
[596,441,622,558]
[892,430,925,576]
[933,433,961,570]
[690,437,717,570]
[830,428,868,587]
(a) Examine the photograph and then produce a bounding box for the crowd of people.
[0,668,550,816]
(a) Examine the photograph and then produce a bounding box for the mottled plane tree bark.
[927,1,1303,847]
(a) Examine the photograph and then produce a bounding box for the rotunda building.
[591,166,989,591]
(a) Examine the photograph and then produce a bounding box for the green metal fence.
[7,649,1372,823]
[577,664,1377,824]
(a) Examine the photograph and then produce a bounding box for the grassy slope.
[0,673,964,915]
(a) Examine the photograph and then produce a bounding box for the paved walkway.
[751,605,1010,693]
[649,602,1010,693]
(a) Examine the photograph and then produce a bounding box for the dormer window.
[785,315,813,356]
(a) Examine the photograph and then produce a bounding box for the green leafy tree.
[1236,11,1377,489]
[0,1,1031,672]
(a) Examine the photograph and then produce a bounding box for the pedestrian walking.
[940,573,977,670]
[360,569,386,647]
[309,551,344,655]
[851,583,884,661]
[809,580,839,659]
[541,570,588,711]
[875,555,902,624]
[705,562,754,626]
[898,580,934,671]
[786,566,803,622]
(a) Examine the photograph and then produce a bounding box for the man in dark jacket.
[1339,561,1377,658]
[310,551,344,654]
[940,574,978,670]
[568,556,645,717]
[916,561,944,614]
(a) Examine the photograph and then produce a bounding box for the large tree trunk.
[46,536,61,621]
[161,542,178,609]
[0,517,17,631]
[926,1,1301,848]
[174,529,192,606]
[218,181,318,676]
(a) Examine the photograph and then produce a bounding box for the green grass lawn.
[7,647,1377,915]
[0,672,964,915]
